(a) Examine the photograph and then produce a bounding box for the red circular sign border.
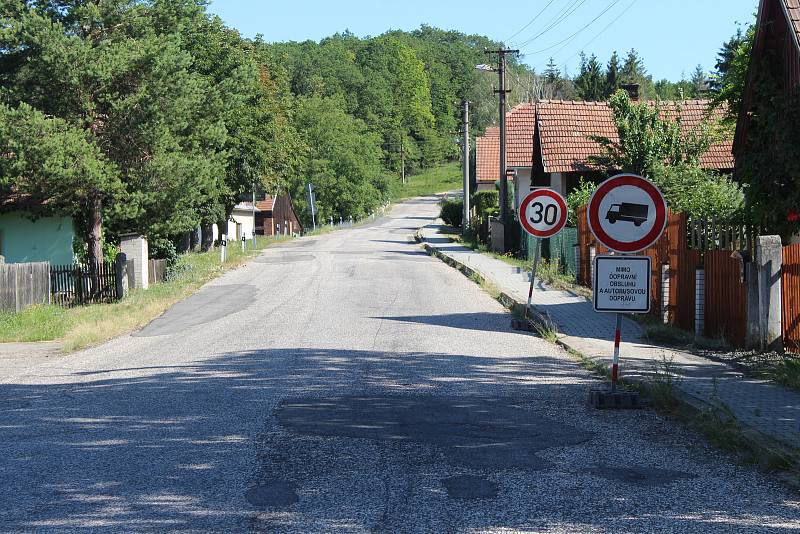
[519,189,568,238]
[587,174,667,253]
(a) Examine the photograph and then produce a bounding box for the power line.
[524,0,622,55]
[515,0,590,49]
[504,0,560,44]
[560,0,639,64]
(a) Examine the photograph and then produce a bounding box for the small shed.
[255,193,304,236]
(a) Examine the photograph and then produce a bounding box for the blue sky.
[207,0,758,81]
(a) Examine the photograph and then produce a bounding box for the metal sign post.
[525,237,541,321]
[587,174,665,408]
[514,188,568,330]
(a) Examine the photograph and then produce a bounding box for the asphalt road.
[1,196,799,533]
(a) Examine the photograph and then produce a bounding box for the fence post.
[756,235,783,352]
[695,267,705,338]
[115,252,128,300]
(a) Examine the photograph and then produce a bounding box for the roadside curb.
[417,229,800,477]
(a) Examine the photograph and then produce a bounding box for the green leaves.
[589,90,713,177]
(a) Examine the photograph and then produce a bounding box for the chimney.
[620,83,640,101]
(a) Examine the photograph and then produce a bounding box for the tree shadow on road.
[0,347,797,532]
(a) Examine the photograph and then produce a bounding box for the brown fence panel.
[667,213,702,330]
[0,262,50,312]
[782,244,800,352]
[704,250,747,347]
[148,259,167,284]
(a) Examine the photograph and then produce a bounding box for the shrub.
[440,199,463,228]
[149,236,180,279]
[566,178,597,226]
[649,163,745,220]
[472,190,499,218]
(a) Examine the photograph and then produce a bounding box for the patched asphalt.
[1,197,799,533]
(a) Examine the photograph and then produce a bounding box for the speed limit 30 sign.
[519,189,568,238]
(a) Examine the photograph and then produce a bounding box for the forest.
[0,0,748,265]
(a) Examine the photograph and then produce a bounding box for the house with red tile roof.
[475,127,499,191]
[475,97,734,212]
[529,99,733,193]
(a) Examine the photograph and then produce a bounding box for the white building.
[212,202,260,242]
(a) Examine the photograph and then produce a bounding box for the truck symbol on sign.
[606,203,649,226]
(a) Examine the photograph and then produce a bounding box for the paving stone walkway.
[421,224,800,450]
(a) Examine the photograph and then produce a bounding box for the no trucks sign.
[593,255,651,313]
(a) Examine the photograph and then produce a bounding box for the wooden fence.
[148,259,167,284]
[50,261,119,307]
[577,207,751,346]
[0,262,50,312]
[704,250,748,347]
[782,244,800,352]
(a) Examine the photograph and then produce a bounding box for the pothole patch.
[442,475,498,500]
[245,481,299,509]
[584,465,697,486]
[275,396,592,470]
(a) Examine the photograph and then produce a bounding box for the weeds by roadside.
[532,312,559,343]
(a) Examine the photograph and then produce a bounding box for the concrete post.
[661,263,670,324]
[119,234,148,290]
[695,268,705,337]
[756,235,783,352]
[746,262,760,349]
[114,252,128,300]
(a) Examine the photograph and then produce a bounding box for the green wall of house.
[0,212,75,265]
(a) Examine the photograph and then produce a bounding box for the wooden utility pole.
[485,48,519,243]
[461,99,471,233]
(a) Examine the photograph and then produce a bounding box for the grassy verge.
[392,162,462,201]
[441,228,592,299]
[0,235,292,352]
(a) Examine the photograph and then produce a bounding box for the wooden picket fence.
[782,244,800,352]
[0,262,50,312]
[50,261,118,307]
[576,207,752,346]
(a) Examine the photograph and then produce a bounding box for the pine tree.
[690,64,707,97]
[575,53,604,101]
[605,51,620,98]
[621,48,646,83]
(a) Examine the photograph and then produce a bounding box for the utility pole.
[400,136,406,185]
[485,48,519,246]
[251,182,257,248]
[461,99,471,234]
[307,183,317,231]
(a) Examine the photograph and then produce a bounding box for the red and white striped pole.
[611,313,622,392]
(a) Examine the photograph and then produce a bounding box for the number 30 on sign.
[518,189,568,238]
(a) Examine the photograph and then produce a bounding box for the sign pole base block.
[588,389,644,410]
[511,318,537,332]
